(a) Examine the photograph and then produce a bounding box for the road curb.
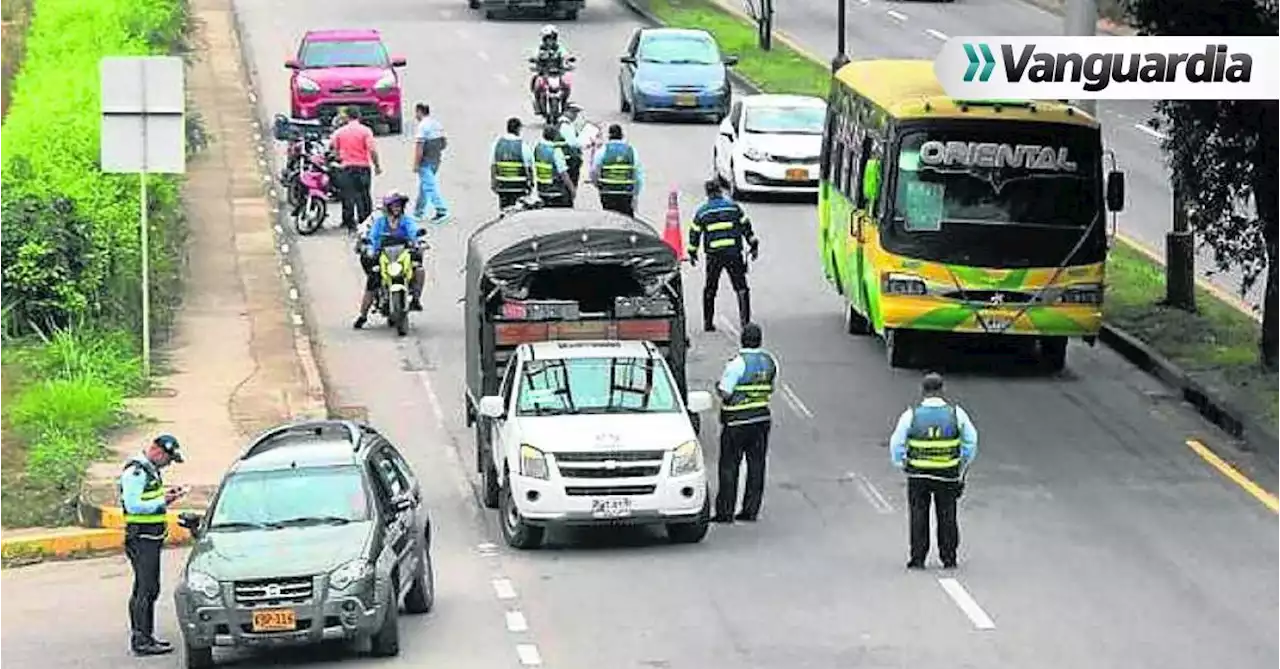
[1,526,194,566]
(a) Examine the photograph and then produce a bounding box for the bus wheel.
[1040,336,1068,372]
[844,302,870,335]
[885,329,911,368]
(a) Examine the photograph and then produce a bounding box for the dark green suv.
[173,420,434,668]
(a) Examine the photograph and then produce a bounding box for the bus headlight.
[670,440,703,476]
[1057,284,1102,304]
[882,272,927,296]
[519,444,549,480]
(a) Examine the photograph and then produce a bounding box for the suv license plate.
[674,94,697,107]
[591,498,632,518]
[251,608,297,632]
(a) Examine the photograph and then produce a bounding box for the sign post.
[100,56,187,380]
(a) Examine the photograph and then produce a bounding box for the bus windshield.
[884,125,1104,269]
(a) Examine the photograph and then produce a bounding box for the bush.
[5,377,124,444]
[23,327,146,394]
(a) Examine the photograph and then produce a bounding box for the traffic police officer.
[119,434,186,655]
[713,323,778,523]
[889,372,978,569]
[491,116,535,209]
[688,178,758,332]
[590,123,643,215]
[533,125,576,207]
[555,102,586,189]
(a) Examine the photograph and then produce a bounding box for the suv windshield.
[300,39,388,68]
[638,34,720,65]
[516,356,680,416]
[209,464,371,530]
[744,105,825,135]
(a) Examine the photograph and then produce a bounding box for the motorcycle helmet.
[382,190,410,210]
[540,25,558,41]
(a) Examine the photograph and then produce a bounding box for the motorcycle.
[375,229,428,337]
[294,148,340,235]
[529,56,576,124]
[272,114,330,210]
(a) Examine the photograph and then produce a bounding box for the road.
[764,0,1264,308]
[3,0,1275,667]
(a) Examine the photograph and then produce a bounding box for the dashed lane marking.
[506,610,529,632]
[924,28,948,41]
[516,644,543,666]
[494,72,511,86]
[477,50,490,62]
[492,578,518,600]
[887,9,907,21]
[938,578,996,630]
[1133,123,1168,141]
[715,315,815,420]
[1186,439,1279,513]
[848,471,894,513]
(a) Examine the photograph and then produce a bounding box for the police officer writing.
[590,123,644,216]
[555,102,586,188]
[688,179,758,332]
[120,434,186,656]
[889,372,978,569]
[713,323,779,523]
[533,126,576,207]
[491,117,535,209]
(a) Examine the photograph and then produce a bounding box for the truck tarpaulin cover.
[465,209,680,299]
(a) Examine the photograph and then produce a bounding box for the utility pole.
[758,0,774,51]
[1064,0,1098,117]
[833,0,849,71]
[1165,189,1197,310]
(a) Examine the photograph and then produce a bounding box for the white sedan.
[712,94,826,197]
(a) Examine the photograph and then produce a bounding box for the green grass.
[641,0,1277,425]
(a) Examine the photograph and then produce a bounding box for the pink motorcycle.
[295,150,338,235]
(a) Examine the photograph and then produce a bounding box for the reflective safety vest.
[554,124,580,160]
[492,137,530,194]
[119,458,168,534]
[689,197,747,255]
[904,403,963,481]
[721,350,778,426]
[596,141,637,195]
[533,141,564,197]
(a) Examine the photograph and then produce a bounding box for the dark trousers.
[600,193,635,216]
[124,530,163,645]
[715,419,771,519]
[907,476,961,564]
[497,191,526,209]
[566,154,583,188]
[340,165,373,229]
[703,252,750,328]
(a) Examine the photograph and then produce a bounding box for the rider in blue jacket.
[354,191,425,328]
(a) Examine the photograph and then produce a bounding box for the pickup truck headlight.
[519,444,549,480]
[742,146,767,162]
[296,76,320,94]
[374,71,397,92]
[186,570,221,600]
[882,272,928,296]
[329,559,372,591]
[670,440,703,476]
[1056,284,1103,305]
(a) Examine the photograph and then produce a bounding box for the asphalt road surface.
[3,0,1274,667]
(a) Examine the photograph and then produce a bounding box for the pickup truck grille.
[565,485,657,496]
[233,576,314,607]
[554,450,665,479]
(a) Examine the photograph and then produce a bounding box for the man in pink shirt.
[330,107,382,231]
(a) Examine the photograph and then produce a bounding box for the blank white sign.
[100,56,186,174]
[101,115,186,174]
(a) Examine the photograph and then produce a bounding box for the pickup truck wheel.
[403,550,434,614]
[666,489,710,544]
[482,455,500,509]
[468,0,479,8]
[184,645,214,669]
[499,481,544,549]
[369,592,401,657]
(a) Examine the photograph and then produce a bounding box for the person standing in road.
[688,179,758,332]
[555,103,585,189]
[331,107,382,232]
[590,123,643,216]
[533,126,576,208]
[491,116,535,210]
[119,434,187,656]
[713,323,778,523]
[413,102,450,223]
[889,372,978,569]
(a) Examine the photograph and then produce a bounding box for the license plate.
[591,498,632,518]
[674,93,697,107]
[981,316,1013,332]
[251,609,297,632]
[785,168,809,181]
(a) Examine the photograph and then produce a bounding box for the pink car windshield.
[300,39,388,68]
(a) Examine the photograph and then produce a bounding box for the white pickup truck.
[476,339,714,549]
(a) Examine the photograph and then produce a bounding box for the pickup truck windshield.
[516,356,680,416]
[209,465,371,530]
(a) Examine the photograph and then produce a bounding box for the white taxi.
[712,93,826,197]
[476,339,714,549]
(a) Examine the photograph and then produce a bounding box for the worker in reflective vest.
[713,323,778,523]
[533,125,576,208]
[119,434,187,655]
[491,117,535,210]
[590,123,644,216]
[555,103,585,188]
[688,178,759,332]
[889,372,978,570]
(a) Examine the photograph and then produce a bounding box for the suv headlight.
[742,146,766,162]
[637,81,664,95]
[1057,284,1103,305]
[374,71,397,92]
[882,272,928,296]
[519,444,549,480]
[670,440,703,476]
[187,570,221,600]
[329,559,372,591]
[296,76,320,94]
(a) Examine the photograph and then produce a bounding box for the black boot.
[736,289,752,328]
[702,291,717,332]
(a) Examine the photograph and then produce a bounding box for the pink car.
[286,29,407,135]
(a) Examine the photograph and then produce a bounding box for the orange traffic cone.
[662,186,686,262]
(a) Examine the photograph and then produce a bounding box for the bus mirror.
[1105,170,1125,212]
[861,159,881,206]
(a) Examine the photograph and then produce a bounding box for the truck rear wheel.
[1040,336,1068,372]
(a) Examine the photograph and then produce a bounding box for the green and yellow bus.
[817,60,1126,370]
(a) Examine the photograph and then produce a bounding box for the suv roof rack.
[240,419,365,460]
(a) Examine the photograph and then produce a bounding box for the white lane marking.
[455,26,470,38]
[516,644,543,666]
[506,610,529,632]
[887,9,908,21]
[415,370,479,505]
[477,541,500,555]
[288,287,299,301]
[440,8,454,17]
[779,384,814,419]
[291,313,304,326]
[492,578,518,600]
[848,471,893,513]
[938,578,996,630]
[1134,123,1168,141]
[282,264,293,276]
[415,370,447,428]
[924,28,949,41]
[495,72,511,86]
[477,50,490,62]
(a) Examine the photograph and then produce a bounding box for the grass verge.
[639,0,1277,427]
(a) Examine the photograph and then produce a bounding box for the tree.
[1123,0,1279,370]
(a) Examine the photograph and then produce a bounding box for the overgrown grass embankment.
[1,0,34,120]
[640,0,1278,424]
[0,0,192,528]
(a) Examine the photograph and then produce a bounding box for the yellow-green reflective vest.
[597,141,636,195]
[533,141,564,196]
[491,137,530,194]
[119,458,168,530]
[904,403,963,480]
[721,350,777,426]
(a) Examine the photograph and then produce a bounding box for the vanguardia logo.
[962,42,1253,92]
[962,43,997,82]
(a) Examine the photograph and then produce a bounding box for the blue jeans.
[415,163,448,218]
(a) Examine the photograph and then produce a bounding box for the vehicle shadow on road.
[210,640,361,667]
[541,525,689,550]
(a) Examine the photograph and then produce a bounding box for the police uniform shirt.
[120,455,168,537]
[591,140,645,194]
[889,397,979,469]
[491,133,535,173]
[689,196,756,255]
[534,142,570,175]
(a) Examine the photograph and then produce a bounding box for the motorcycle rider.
[353,191,425,329]
[529,25,573,113]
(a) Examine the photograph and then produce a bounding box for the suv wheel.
[369,591,401,657]
[185,645,214,669]
[499,479,544,549]
[666,487,711,544]
[404,548,435,614]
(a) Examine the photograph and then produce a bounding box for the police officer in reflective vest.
[713,323,778,523]
[533,125,576,208]
[688,179,758,331]
[491,117,535,209]
[591,123,644,216]
[555,102,585,188]
[889,373,978,569]
[119,434,187,655]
